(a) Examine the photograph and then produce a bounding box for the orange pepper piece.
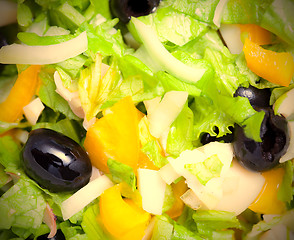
[0,65,41,122]
[249,167,286,214]
[166,179,188,219]
[84,96,141,173]
[99,184,150,239]
[243,38,294,87]
[239,24,272,45]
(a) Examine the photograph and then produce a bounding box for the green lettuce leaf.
[17,2,33,28]
[107,159,136,191]
[156,71,201,97]
[0,136,22,171]
[192,210,242,239]
[17,32,74,45]
[172,0,221,26]
[90,0,112,20]
[32,118,83,143]
[151,215,174,240]
[0,178,46,234]
[0,121,29,135]
[49,2,86,32]
[0,165,10,189]
[135,6,209,46]
[221,0,272,24]
[141,140,168,168]
[261,0,294,46]
[184,154,223,185]
[60,221,88,240]
[166,105,194,157]
[79,20,126,57]
[102,55,164,107]
[38,70,80,121]
[172,223,203,240]
[81,202,111,240]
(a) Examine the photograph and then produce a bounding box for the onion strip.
[0,31,88,65]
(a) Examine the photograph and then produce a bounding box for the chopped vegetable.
[0,65,41,122]
[243,38,294,87]
[249,167,286,214]
[239,24,272,45]
[99,184,151,239]
[0,32,88,65]
[84,96,141,173]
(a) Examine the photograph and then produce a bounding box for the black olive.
[22,128,92,192]
[110,0,160,23]
[0,33,8,73]
[37,230,65,240]
[201,127,234,145]
[234,86,271,109]
[233,108,289,172]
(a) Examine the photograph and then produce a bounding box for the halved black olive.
[233,108,289,172]
[234,86,271,109]
[110,0,160,23]
[22,128,92,192]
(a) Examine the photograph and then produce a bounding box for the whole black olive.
[233,108,289,172]
[37,230,65,240]
[110,0,160,23]
[234,86,271,109]
[22,128,92,192]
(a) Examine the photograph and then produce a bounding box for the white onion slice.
[131,17,206,84]
[43,203,57,238]
[0,31,88,65]
[213,0,229,28]
[0,1,17,27]
[23,97,45,125]
[61,175,113,220]
[180,189,202,210]
[137,168,166,215]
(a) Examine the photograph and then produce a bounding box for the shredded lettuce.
[184,154,223,185]
[0,178,46,236]
[107,159,136,191]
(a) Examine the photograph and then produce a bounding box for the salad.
[0,0,294,239]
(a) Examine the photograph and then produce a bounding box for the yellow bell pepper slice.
[249,167,286,214]
[239,24,272,45]
[99,184,150,239]
[84,96,141,173]
[243,38,294,87]
[166,179,188,219]
[0,65,41,122]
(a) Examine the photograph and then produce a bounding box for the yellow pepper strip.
[166,179,188,219]
[239,24,272,45]
[84,96,141,173]
[99,184,151,239]
[243,38,294,87]
[0,65,41,122]
[249,167,286,214]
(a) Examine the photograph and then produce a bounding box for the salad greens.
[0,0,294,239]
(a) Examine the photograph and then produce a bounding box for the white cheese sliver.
[23,97,45,125]
[61,175,113,220]
[138,168,166,215]
[219,24,243,54]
